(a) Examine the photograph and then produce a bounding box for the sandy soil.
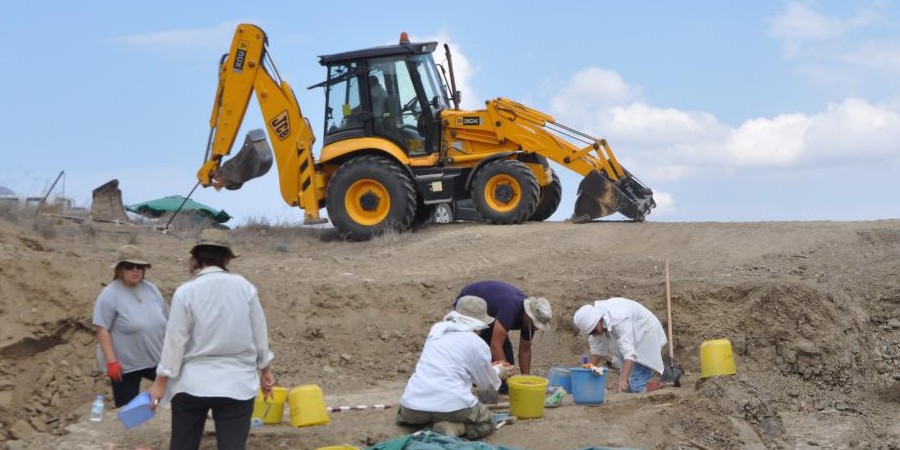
[2,216,900,450]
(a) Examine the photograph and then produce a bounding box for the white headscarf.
[427,311,489,340]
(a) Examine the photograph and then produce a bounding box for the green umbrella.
[126,195,232,224]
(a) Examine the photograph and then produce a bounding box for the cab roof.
[318,41,437,66]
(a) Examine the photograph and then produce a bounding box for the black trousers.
[111,367,156,408]
[170,393,254,450]
[478,325,515,394]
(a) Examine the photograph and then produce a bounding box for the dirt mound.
[2,218,900,449]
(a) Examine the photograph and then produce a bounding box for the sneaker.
[433,421,466,436]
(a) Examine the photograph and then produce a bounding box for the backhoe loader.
[198,24,655,240]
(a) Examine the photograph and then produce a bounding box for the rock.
[6,441,27,450]
[8,421,35,441]
[888,318,900,329]
[340,353,352,363]
[0,391,12,409]
[27,416,47,433]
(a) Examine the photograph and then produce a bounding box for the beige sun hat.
[455,295,495,326]
[190,228,239,258]
[524,296,552,330]
[110,245,151,268]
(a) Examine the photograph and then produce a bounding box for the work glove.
[589,365,605,376]
[492,361,516,380]
[107,361,123,382]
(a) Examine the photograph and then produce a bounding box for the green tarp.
[126,195,232,224]
[363,430,641,450]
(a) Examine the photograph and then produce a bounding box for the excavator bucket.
[571,170,656,223]
[214,129,274,190]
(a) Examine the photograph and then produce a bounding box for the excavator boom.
[442,97,655,221]
[198,24,321,223]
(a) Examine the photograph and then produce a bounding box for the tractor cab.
[314,34,451,156]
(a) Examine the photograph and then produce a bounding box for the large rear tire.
[326,155,417,240]
[529,172,562,221]
[471,159,539,224]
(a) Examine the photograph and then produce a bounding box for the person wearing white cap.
[397,296,506,439]
[92,245,169,408]
[454,280,551,394]
[150,229,275,450]
[573,297,668,393]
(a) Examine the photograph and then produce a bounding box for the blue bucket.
[571,368,606,405]
[547,366,574,394]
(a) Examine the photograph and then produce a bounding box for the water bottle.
[89,395,104,423]
[581,354,590,368]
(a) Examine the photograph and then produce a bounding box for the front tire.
[326,155,417,240]
[471,159,539,224]
[529,172,562,221]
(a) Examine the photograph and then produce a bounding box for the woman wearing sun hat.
[92,244,169,408]
[150,229,275,450]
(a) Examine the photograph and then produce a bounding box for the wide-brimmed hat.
[455,295,495,326]
[573,304,603,336]
[524,296,552,331]
[110,245,151,269]
[190,228,239,258]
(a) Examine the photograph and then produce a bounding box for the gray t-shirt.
[92,279,169,373]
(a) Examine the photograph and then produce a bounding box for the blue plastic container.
[118,392,155,430]
[547,366,574,394]
[571,367,606,405]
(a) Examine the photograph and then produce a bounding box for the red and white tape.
[325,404,392,413]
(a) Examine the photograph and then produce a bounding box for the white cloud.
[549,67,900,181]
[649,191,675,217]
[110,21,250,54]
[766,2,899,97]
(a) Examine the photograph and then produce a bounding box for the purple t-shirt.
[456,280,531,341]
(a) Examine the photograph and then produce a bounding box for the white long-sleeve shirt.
[157,266,274,401]
[587,297,667,374]
[401,320,501,412]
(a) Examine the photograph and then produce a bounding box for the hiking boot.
[433,421,466,436]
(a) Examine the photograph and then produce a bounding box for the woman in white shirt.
[149,229,275,450]
[397,295,506,439]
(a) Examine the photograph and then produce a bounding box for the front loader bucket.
[215,129,273,190]
[571,170,656,223]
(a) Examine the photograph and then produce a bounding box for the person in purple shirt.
[455,280,552,394]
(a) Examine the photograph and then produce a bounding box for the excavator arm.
[445,97,655,221]
[199,24,322,223]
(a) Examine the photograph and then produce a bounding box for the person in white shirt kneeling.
[396,295,513,439]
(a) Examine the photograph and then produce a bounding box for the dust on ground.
[2,216,900,450]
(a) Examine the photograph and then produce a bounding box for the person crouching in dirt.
[149,229,276,450]
[92,245,169,408]
[396,296,513,439]
[573,297,669,393]
[454,280,552,394]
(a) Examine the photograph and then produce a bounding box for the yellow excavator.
[198,24,655,240]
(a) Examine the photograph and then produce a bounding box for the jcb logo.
[458,116,482,126]
[270,111,291,140]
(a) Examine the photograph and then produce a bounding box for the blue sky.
[3,1,899,224]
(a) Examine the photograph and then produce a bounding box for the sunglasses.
[121,263,147,271]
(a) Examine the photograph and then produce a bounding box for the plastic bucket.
[547,367,574,394]
[507,375,548,419]
[700,339,737,378]
[251,387,288,425]
[118,392,154,430]
[571,368,606,405]
[288,384,330,427]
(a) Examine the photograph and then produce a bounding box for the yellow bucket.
[288,384,330,427]
[700,339,737,378]
[507,375,548,419]
[251,387,287,424]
